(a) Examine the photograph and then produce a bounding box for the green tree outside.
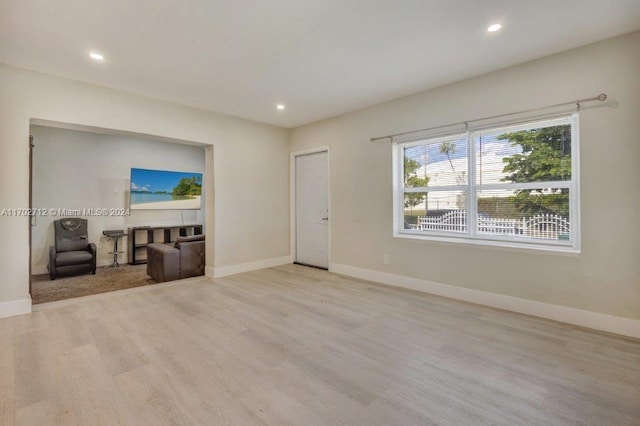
[499,125,571,215]
[404,157,429,210]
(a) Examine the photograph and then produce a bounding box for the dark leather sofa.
[146,234,205,282]
[49,218,97,280]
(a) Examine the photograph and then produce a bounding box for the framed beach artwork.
[130,168,202,210]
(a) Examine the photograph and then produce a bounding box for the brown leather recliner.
[49,218,97,280]
[146,234,205,282]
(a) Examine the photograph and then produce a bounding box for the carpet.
[31,264,158,304]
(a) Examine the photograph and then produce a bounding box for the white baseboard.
[0,297,32,319]
[329,263,640,339]
[213,255,293,278]
[205,266,215,279]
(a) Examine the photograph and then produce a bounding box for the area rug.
[31,264,157,304]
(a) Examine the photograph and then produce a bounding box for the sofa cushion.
[174,234,205,247]
[55,250,93,266]
[58,236,89,252]
[179,240,205,278]
[147,243,180,282]
[55,218,89,252]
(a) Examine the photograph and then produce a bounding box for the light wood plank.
[0,264,638,425]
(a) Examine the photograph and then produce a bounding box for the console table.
[127,224,203,265]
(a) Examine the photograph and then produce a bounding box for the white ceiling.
[1,1,639,128]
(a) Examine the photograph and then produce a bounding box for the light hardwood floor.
[1,264,639,425]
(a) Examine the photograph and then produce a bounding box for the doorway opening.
[28,120,212,305]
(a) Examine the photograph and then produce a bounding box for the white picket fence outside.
[417,211,570,240]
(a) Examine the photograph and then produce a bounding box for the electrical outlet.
[382,254,389,264]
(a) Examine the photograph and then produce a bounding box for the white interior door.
[295,151,329,269]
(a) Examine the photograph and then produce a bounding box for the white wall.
[30,125,206,273]
[0,64,290,310]
[291,31,640,322]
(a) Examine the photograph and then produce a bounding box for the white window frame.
[393,114,580,253]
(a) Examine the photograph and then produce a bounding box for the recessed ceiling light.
[89,51,105,61]
[276,104,285,110]
[487,24,502,33]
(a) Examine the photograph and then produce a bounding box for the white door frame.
[290,146,331,269]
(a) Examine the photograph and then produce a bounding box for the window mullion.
[405,185,467,193]
[571,113,580,250]
[467,129,477,237]
[394,143,404,235]
[479,181,571,191]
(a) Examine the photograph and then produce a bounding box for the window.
[394,115,579,252]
